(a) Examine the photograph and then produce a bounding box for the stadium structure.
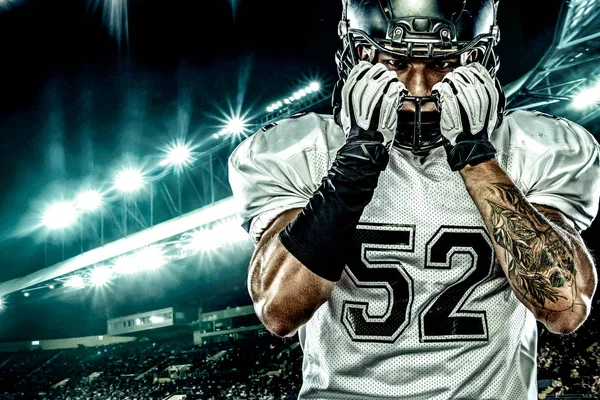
[0,0,599,399]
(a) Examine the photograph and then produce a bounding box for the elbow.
[536,258,596,335]
[264,320,299,338]
[538,302,590,335]
[253,297,302,338]
[544,317,584,335]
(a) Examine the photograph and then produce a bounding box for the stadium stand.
[0,309,597,399]
[536,312,600,399]
[0,330,302,400]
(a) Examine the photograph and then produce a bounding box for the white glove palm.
[340,61,408,147]
[431,62,499,146]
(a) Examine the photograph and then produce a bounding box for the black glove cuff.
[278,140,388,281]
[446,140,497,171]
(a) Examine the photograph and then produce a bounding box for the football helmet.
[332,0,503,154]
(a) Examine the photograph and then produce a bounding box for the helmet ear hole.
[357,45,376,62]
[463,49,484,65]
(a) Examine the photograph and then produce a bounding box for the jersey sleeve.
[494,110,600,231]
[228,113,345,244]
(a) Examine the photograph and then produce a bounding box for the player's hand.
[431,62,499,146]
[340,61,408,148]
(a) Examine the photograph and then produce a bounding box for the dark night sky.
[1,0,596,341]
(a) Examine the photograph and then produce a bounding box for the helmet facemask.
[332,0,502,154]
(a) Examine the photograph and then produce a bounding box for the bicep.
[255,208,303,252]
[247,208,304,306]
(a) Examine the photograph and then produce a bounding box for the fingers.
[433,63,500,143]
[351,64,398,131]
[448,70,487,134]
[340,62,406,146]
[432,80,462,145]
[341,61,372,134]
[465,64,499,137]
[379,81,407,136]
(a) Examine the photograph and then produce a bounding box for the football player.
[228,0,600,398]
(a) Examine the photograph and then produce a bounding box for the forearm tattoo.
[486,183,576,311]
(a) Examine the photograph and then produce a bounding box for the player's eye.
[381,58,408,71]
[429,60,460,72]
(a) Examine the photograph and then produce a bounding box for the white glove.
[431,62,499,146]
[340,61,408,147]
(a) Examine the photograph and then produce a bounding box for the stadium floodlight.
[149,315,165,324]
[23,292,29,297]
[114,167,144,193]
[64,275,85,289]
[113,255,138,275]
[573,81,600,109]
[42,201,79,230]
[188,228,221,252]
[114,246,166,275]
[0,297,3,310]
[225,117,247,135]
[218,128,228,137]
[186,219,248,253]
[90,267,112,287]
[263,80,322,114]
[134,246,167,270]
[76,189,103,212]
[161,142,194,168]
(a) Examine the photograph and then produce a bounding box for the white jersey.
[227,110,600,400]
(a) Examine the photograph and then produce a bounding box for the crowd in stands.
[0,312,597,399]
[0,333,302,400]
[537,312,600,399]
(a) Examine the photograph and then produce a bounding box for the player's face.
[376,52,462,112]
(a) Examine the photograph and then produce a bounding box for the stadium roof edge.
[0,196,241,298]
